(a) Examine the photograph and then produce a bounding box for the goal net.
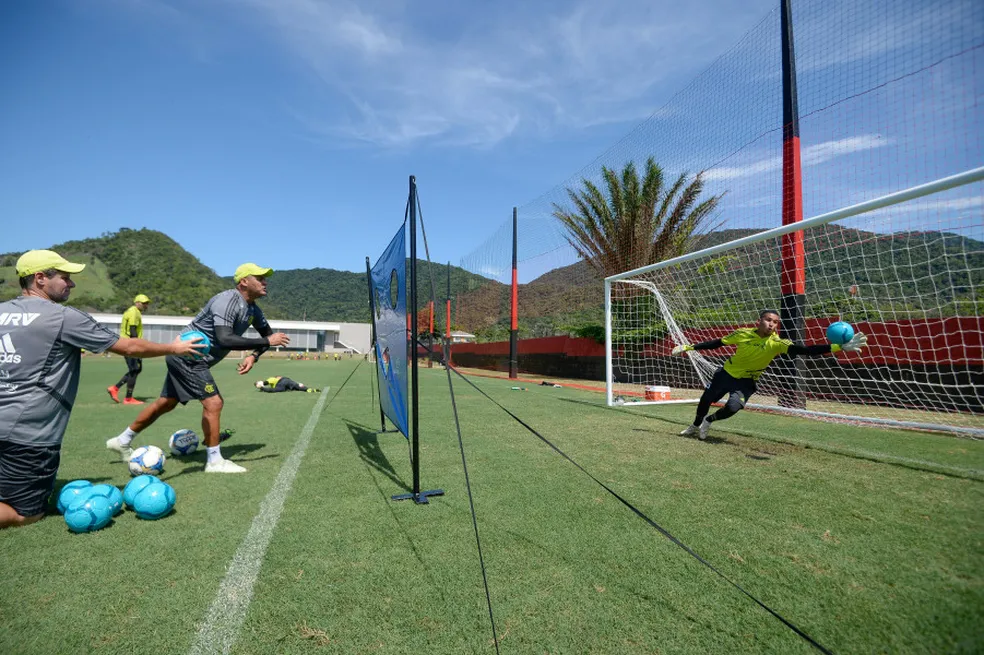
[605,170,984,437]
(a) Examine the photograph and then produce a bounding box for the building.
[450,330,476,344]
[90,314,371,354]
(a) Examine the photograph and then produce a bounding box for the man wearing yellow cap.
[108,293,152,405]
[0,251,206,529]
[107,263,290,474]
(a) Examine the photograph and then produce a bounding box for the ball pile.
[58,474,176,533]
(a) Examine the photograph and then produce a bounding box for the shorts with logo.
[0,441,61,517]
[161,355,221,404]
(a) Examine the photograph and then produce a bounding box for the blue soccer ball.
[123,474,159,509]
[57,480,93,514]
[132,481,176,520]
[826,321,855,345]
[180,330,211,361]
[87,483,125,516]
[64,494,114,533]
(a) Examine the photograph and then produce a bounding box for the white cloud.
[704,135,891,181]
[233,0,778,148]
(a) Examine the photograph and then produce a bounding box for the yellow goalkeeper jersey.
[262,377,283,388]
[120,306,143,339]
[720,328,792,380]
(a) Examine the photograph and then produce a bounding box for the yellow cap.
[234,263,274,283]
[134,294,151,304]
[16,250,86,277]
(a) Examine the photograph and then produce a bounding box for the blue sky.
[0,0,782,277]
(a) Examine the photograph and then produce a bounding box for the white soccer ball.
[128,445,166,477]
[168,429,200,456]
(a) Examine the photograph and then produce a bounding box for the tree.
[552,157,724,278]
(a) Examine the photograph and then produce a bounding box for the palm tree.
[552,157,724,278]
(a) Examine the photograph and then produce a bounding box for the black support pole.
[393,175,444,504]
[367,257,399,435]
[779,0,807,409]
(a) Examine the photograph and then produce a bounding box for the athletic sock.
[117,427,138,446]
[206,446,223,464]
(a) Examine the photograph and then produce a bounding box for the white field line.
[188,387,330,655]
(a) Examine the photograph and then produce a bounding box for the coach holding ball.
[106,263,289,474]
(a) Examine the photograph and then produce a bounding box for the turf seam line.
[451,368,835,655]
[187,386,331,655]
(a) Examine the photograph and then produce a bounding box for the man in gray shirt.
[107,263,289,473]
[0,250,205,529]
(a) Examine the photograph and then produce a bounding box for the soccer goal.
[605,167,984,438]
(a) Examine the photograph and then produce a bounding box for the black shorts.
[125,357,143,375]
[161,355,222,405]
[0,441,61,517]
[706,368,757,404]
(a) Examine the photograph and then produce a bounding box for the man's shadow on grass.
[161,443,276,481]
[344,419,410,493]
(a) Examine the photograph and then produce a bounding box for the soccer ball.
[169,429,200,456]
[87,483,125,516]
[826,321,855,345]
[57,480,93,514]
[128,445,166,477]
[132,480,176,520]
[179,330,211,361]
[123,474,159,508]
[64,494,114,533]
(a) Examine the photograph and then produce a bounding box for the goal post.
[605,167,984,438]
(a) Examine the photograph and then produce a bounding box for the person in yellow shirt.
[254,376,319,393]
[671,310,867,440]
[108,294,151,405]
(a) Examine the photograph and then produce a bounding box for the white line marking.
[189,387,330,655]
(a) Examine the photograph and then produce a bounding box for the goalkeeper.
[671,310,867,440]
[254,376,319,393]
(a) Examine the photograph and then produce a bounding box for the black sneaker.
[219,428,235,443]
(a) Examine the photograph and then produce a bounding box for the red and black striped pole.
[509,207,519,379]
[445,262,452,367]
[779,0,807,408]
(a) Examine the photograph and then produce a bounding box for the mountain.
[0,228,498,324]
[2,225,980,340]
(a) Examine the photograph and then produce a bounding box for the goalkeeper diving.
[671,310,867,440]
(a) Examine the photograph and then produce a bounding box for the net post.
[445,262,452,367]
[778,0,806,409]
[392,175,444,504]
[605,279,614,405]
[509,207,519,379]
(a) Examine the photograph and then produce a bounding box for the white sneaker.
[698,419,711,441]
[106,436,133,462]
[205,458,247,473]
[679,424,699,437]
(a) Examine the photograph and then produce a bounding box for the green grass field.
[1,357,982,654]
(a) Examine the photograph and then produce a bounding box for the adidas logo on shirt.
[0,333,21,364]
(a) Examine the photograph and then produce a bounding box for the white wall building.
[90,314,371,354]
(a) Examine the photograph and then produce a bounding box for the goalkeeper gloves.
[671,344,694,355]
[837,333,868,353]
